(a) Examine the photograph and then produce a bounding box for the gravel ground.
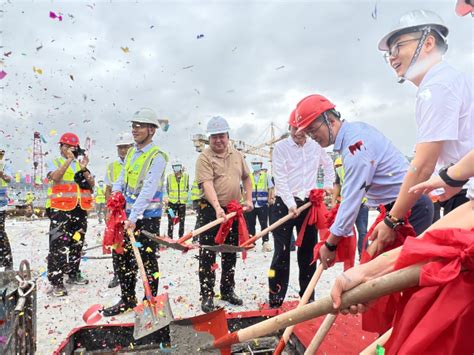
[4,211,377,354]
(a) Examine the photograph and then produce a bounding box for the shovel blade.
[133,293,174,340]
[202,245,248,253]
[169,308,230,354]
[142,231,195,251]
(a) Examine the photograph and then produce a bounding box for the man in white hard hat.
[103,132,134,289]
[245,157,274,252]
[166,159,189,238]
[103,108,169,316]
[371,9,473,254]
[195,115,253,313]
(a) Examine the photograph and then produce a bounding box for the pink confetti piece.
[0,70,6,80]
[49,11,63,21]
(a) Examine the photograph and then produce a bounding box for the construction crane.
[32,131,44,188]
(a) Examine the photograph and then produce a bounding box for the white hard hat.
[378,10,448,51]
[116,132,134,146]
[251,157,263,164]
[131,108,161,127]
[206,116,230,135]
[172,158,182,167]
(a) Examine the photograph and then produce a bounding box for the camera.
[73,147,86,158]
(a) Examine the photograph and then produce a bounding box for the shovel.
[203,202,312,253]
[273,263,324,354]
[304,313,338,354]
[359,327,392,354]
[142,211,237,251]
[128,231,174,339]
[208,264,421,352]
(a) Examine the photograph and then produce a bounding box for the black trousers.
[198,200,238,299]
[0,211,13,268]
[116,217,160,303]
[245,205,269,243]
[439,189,469,215]
[167,202,186,238]
[47,206,88,285]
[268,196,318,305]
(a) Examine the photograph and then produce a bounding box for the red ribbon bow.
[295,189,327,248]
[102,192,127,254]
[214,200,250,252]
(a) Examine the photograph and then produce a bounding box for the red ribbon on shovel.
[103,192,127,254]
[295,189,327,248]
[215,200,250,257]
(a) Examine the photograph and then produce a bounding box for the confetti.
[133,241,143,248]
[153,272,160,279]
[196,34,205,39]
[73,232,81,241]
[146,246,153,253]
[211,263,219,271]
[121,46,130,53]
[49,129,57,136]
[0,70,6,80]
[267,269,276,278]
[49,11,63,21]
[33,66,43,75]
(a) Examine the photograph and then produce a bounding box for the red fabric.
[103,192,126,254]
[312,203,357,271]
[214,200,250,258]
[295,189,327,248]
[360,205,416,334]
[385,228,474,354]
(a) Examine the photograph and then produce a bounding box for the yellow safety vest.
[124,146,168,218]
[336,165,367,204]
[0,177,8,208]
[46,157,92,211]
[250,172,269,205]
[95,185,106,204]
[167,173,189,204]
[107,161,123,185]
[191,180,203,201]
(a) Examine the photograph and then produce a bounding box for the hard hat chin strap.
[398,25,432,84]
[322,112,335,145]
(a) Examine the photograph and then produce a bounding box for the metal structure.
[32,132,44,188]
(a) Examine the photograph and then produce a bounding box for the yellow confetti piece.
[215,293,222,300]
[268,269,276,278]
[153,272,160,279]
[49,129,57,136]
[146,247,153,253]
[121,46,129,53]
[33,66,43,74]
[73,232,81,241]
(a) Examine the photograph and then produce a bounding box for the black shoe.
[108,275,119,288]
[102,299,137,317]
[201,298,216,313]
[221,292,243,306]
[52,284,68,297]
[67,274,89,285]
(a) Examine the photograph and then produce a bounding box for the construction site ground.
[6,212,377,354]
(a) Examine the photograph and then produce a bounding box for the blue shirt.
[330,121,409,237]
[112,141,166,223]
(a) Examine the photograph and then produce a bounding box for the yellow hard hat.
[334,157,342,166]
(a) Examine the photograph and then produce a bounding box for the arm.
[0,165,12,183]
[242,175,253,210]
[105,185,112,201]
[196,154,226,219]
[49,149,75,183]
[111,166,125,193]
[79,156,95,188]
[202,181,226,219]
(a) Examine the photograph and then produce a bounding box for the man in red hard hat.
[295,94,433,270]
[45,132,95,297]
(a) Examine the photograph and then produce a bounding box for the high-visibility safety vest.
[0,177,8,208]
[167,173,189,204]
[190,180,203,201]
[250,172,269,205]
[107,160,123,185]
[25,192,35,205]
[46,157,93,211]
[124,146,168,219]
[336,165,367,204]
[95,185,106,204]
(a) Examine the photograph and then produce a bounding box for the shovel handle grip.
[359,328,392,355]
[128,232,153,299]
[241,202,312,247]
[304,314,337,355]
[177,212,237,244]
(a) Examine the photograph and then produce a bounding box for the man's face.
[209,133,229,153]
[387,33,421,77]
[304,118,331,147]
[289,126,306,146]
[117,144,132,159]
[131,122,155,144]
[60,143,76,156]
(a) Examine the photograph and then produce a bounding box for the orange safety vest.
[48,157,92,211]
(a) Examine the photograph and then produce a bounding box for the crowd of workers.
[0,7,472,351]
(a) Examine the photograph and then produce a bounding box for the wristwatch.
[439,166,468,188]
[324,241,338,252]
[383,213,404,230]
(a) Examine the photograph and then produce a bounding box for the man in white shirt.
[372,9,473,253]
[268,110,335,308]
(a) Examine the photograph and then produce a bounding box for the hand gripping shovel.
[127,231,173,339]
[273,263,324,354]
[142,211,237,252]
[203,202,312,253]
[209,264,422,352]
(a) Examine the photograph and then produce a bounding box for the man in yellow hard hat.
[166,159,189,238]
[0,148,13,270]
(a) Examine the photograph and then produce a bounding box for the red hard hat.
[59,132,80,146]
[288,109,297,127]
[294,94,336,130]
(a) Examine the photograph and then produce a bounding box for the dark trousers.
[268,196,318,306]
[167,202,186,238]
[198,201,238,299]
[439,189,469,215]
[116,217,160,304]
[432,201,442,223]
[0,211,13,268]
[96,203,105,223]
[47,206,88,286]
[245,205,269,243]
[356,204,369,256]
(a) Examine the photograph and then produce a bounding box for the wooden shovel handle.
[241,202,312,247]
[176,212,237,244]
[359,328,392,355]
[304,314,337,354]
[128,231,153,299]
[274,263,324,354]
[214,264,421,348]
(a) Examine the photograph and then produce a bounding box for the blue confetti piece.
[133,242,143,248]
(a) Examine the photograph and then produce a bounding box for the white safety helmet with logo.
[116,132,134,146]
[131,108,170,132]
[378,9,448,84]
[206,116,230,135]
[171,158,183,173]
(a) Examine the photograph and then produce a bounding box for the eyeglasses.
[131,122,149,130]
[305,119,325,138]
[383,38,421,62]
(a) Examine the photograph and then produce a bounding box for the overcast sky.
[1,0,472,182]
